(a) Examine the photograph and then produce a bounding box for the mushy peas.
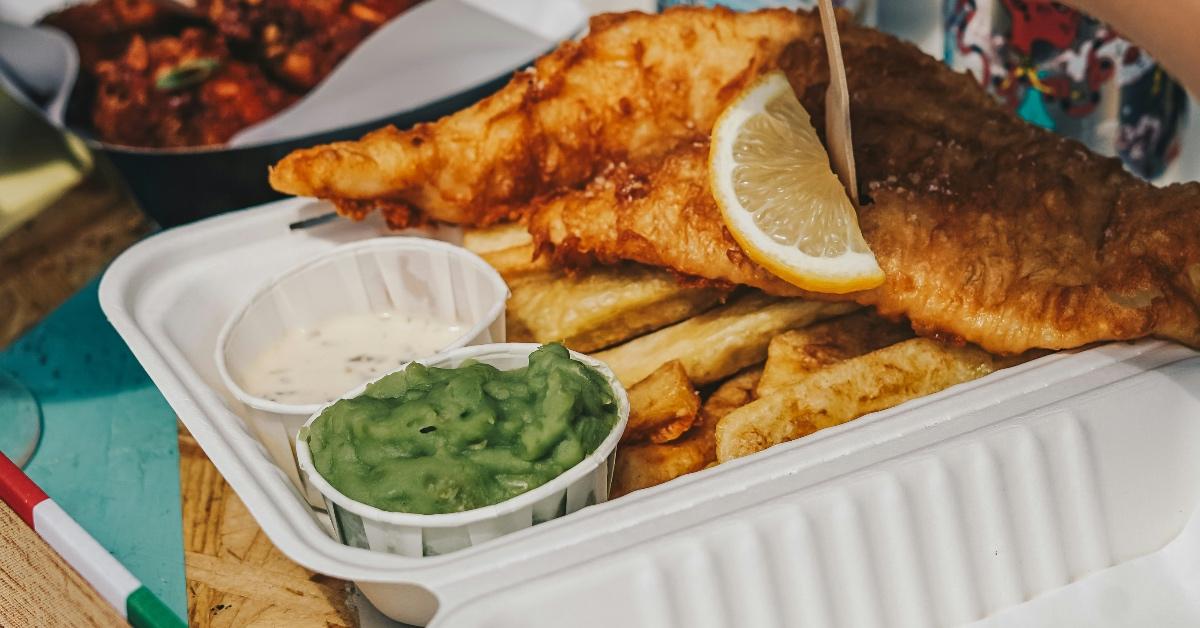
[305,344,619,514]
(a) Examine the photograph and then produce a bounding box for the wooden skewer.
[816,0,859,205]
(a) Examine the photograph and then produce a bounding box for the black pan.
[92,73,511,228]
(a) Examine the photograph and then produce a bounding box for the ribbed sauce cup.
[296,343,630,557]
[216,237,508,505]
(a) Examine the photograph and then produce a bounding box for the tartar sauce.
[241,311,465,405]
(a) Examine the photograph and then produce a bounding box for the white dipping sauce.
[241,311,466,405]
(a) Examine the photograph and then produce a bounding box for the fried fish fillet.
[785,29,1200,353]
[530,25,1200,354]
[269,7,819,226]
[272,7,1200,354]
[529,152,811,297]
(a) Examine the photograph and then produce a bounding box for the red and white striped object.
[0,452,184,628]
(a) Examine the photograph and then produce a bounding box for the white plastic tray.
[100,198,1200,626]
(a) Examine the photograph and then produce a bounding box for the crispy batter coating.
[531,25,1200,354]
[528,151,812,297]
[271,8,1200,354]
[268,7,820,225]
[807,27,1200,352]
[531,137,1200,353]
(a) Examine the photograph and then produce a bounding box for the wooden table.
[0,160,355,626]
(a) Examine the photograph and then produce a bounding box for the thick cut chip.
[507,264,724,354]
[462,222,534,254]
[716,338,1003,462]
[595,291,857,386]
[612,368,761,498]
[622,360,701,444]
[463,222,723,352]
[480,245,553,279]
[463,223,552,279]
[756,312,913,397]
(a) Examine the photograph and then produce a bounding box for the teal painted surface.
[0,279,186,617]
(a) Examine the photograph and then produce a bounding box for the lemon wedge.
[709,70,884,294]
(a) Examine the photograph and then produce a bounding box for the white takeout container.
[215,237,508,505]
[296,343,630,558]
[100,198,1200,627]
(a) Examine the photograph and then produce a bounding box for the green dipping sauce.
[305,344,620,515]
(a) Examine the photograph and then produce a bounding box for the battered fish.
[529,150,810,297]
[269,7,819,226]
[530,26,1200,354]
[271,7,1200,354]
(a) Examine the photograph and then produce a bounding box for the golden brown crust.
[268,7,820,223]
[782,27,1200,352]
[533,23,1200,354]
[527,152,816,297]
[715,339,1000,462]
[274,9,1200,354]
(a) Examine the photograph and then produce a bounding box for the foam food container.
[215,237,507,505]
[296,343,629,558]
[100,198,1200,626]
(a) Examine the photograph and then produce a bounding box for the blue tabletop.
[0,278,186,617]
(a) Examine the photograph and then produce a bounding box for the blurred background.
[0,2,1195,625]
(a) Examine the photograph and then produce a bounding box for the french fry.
[462,222,533,254]
[504,311,536,343]
[715,338,1004,462]
[462,223,552,279]
[595,292,858,387]
[465,223,725,351]
[701,368,763,419]
[622,361,700,444]
[507,264,723,353]
[756,312,914,397]
[612,368,761,498]
[480,244,553,279]
[460,223,549,277]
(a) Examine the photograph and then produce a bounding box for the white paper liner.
[295,343,630,558]
[215,237,508,504]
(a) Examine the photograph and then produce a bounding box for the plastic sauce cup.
[216,237,509,505]
[296,343,630,557]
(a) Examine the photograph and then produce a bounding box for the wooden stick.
[816,0,859,204]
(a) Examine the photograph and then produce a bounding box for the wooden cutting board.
[179,427,355,627]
